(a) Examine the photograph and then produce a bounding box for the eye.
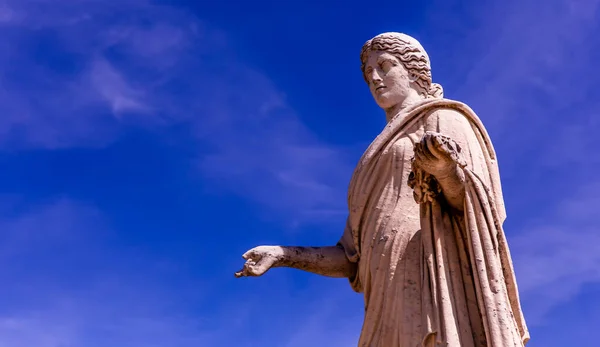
[380,60,395,73]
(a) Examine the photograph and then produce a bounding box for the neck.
[384,91,425,122]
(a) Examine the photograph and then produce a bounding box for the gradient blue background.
[0,0,598,346]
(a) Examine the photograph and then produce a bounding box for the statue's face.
[364,50,413,110]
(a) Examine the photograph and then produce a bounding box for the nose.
[369,69,383,86]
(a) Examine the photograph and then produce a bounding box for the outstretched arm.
[235,245,355,278]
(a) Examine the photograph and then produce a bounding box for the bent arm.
[424,109,486,211]
[434,164,466,212]
[274,245,356,278]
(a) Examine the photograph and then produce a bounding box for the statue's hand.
[413,131,466,177]
[234,246,284,278]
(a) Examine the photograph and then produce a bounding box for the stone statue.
[235,32,530,347]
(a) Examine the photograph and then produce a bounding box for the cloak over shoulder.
[342,98,529,346]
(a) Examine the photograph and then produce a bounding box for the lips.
[375,85,386,93]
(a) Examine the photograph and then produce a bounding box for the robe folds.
[338,98,529,347]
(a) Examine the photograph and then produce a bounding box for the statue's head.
[360,32,443,110]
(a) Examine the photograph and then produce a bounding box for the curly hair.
[360,32,443,99]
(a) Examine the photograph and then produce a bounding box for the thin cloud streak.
[0,0,192,149]
[511,182,600,325]
[88,58,150,115]
[452,0,600,167]
[0,197,220,347]
[270,0,600,339]
[0,0,598,345]
[448,0,600,329]
[0,0,353,225]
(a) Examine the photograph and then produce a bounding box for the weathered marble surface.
[236,32,529,347]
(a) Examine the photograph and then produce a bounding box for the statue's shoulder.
[422,101,472,132]
[427,107,465,119]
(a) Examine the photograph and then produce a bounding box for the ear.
[407,74,423,93]
[408,73,419,83]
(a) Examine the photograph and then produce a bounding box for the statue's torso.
[353,121,427,346]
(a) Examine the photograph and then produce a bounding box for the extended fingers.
[236,249,258,278]
[251,263,269,276]
[241,251,251,260]
[242,249,258,260]
[234,259,259,277]
[234,264,249,277]
[425,134,451,159]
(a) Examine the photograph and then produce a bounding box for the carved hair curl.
[360,33,443,99]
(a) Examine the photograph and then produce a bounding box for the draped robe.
[338,98,529,347]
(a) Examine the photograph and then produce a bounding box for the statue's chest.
[377,127,423,172]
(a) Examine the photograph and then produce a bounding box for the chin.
[376,103,392,110]
[375,97,395,110]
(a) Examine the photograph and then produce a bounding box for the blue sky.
[0,0,598,346]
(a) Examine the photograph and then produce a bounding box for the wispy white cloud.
[538,101,600,169]
[196,68,353,224]
[0,197,220,347]
[511,181,600,325]
[88,57,150,115]
[0,197,106,263]
[0,0,190,148]
[227,277,363,347]
[0,0,352,225]
[443,0,600,334]
[455,0,600,117]
[448,0,600,172]
[283,290,362,347]
[0,2,15,23]
[0,297,209,347]
[0,314,76,347]
[1,1,598,345]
